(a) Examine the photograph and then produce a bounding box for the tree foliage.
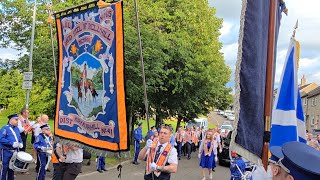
[0,0,232,127]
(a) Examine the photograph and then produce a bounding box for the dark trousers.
[36,152,47,180]
[61,163,82,180]
[53,163,63,180]
[1,149,14,180]
[97,156,106,170]
[144,172,171,180]
[185,142,192,158]
[19,132,27,152]
[36,155,48,172]
[134,140,140,162]
[177,142,182,158]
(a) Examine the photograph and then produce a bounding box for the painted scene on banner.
[55,2,127,151]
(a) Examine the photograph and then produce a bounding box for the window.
[315,98,317,106]
[312,98,315,106]
[304,98,307,105]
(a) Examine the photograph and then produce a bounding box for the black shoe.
[132,161,140,165]
[102,169,108,171]
[87,160,91,166]
[212,169,215,172]
[187,156,191,160]
[178,157,181,160]
[46,169,51,172]
[97,170,103,173]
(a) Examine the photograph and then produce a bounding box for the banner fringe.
[54,136,130,157]
[230,0,262,165]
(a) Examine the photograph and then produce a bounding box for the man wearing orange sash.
[138,125,178,180]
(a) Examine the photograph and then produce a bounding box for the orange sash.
[175,132,182,142]
[146,140,172,177]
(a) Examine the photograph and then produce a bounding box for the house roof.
[307,86,320,98]
[299,83,311,90]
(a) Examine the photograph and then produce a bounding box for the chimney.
[301,75,306,86]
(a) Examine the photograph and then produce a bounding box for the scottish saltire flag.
[54,1,128,154]
[230,0,282,164]
[270,39,306,147]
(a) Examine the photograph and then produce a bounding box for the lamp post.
[25,0,37,108]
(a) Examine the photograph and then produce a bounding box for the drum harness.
[8,126,19,152]
[42,133,53,170]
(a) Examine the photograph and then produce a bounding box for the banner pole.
[133,0,150,132]
[47,3,57,82]
[133,1,153,179]
[263,0,277,171]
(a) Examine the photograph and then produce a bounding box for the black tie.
[154,145,162,162]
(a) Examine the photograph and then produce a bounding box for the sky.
[209,0,320,89]
[1,0,319,89]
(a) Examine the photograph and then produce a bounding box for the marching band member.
[184,127,193,159]
[33,124,52,180]
[230,152,246,180]
[138,124,178,180]
[0,113,23,180]
[132,122,144,165]
[96,156,107,173]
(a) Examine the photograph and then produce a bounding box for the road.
[77,153,230,180]
[208,111,232,128]
[14,111,232,180]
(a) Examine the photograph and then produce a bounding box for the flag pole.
[262,0,277,170]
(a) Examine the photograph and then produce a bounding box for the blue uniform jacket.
[230,157,246,178]
[145,130,154,140]
[34,133,52,152]
[0,125,22,150]
[134,128,142,142]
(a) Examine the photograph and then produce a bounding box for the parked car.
[227,114,235,121]
[220,124,233,134]
[218,110,225,116]
[218,131,256,173]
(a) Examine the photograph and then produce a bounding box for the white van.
[194,118,208,130]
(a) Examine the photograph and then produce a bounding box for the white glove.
[219,149,222,153]
[198,153,201,159]
[19,143,23,148]
[150,162,157,171]
[174,142,177,146]
[146,139,153,149]
[215,156,218,162]
[12,142,19,148]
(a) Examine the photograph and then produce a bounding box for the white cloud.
[220,21,233,37]
[209,0,320,88]
[0,48,21,60]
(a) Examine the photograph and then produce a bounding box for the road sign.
[22,81,33,90]
[23,72,33,81]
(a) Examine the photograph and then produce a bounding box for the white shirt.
[17,118,25,133]
[32,123,41,137]
[155,141,178,165]
[65,147,83,163]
